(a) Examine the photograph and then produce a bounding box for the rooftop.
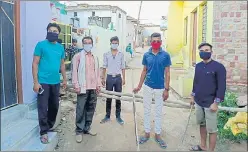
[66,3,127,14]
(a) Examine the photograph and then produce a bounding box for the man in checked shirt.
[100,36,126,125]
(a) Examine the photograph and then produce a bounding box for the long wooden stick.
[66,87,247,112]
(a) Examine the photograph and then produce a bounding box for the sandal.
[190,145,205,151]
[139,136,150,144]
[40,134,49,144]
[155,138,167,149]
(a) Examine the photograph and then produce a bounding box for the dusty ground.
[55,47,247,151]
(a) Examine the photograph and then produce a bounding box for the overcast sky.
[63,1,170,25]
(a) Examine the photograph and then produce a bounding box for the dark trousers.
[106,74,122,118]
[37,84,60,136]
[76,90,97,134]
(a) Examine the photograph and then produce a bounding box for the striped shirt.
[103,51,125,75]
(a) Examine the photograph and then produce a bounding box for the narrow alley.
[55,47,247,151]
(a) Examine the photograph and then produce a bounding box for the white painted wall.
[67,8,129,63]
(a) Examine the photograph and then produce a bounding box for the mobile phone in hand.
[38,87,44,94]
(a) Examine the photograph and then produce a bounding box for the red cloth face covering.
[151,42,161,49]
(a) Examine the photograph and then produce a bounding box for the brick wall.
[212,1,247,93]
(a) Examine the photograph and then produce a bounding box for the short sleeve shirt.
[34,40,65,84]
[142,48,171,89]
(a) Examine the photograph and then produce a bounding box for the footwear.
[40,134,49,144]
[190,145,206,151]
[155,138,167,149]
[100,116,110,124]
[84,130,97,136]
[116,117,124,125]
[139,136,150,144]
[75,134,83,143]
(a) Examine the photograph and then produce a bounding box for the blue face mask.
[46,32,59,42]
[83,44,93,52]
[111,44,118,50]
[199,51,212,60]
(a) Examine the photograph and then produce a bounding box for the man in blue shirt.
[133,33,171,149]
[190,43,226,151]
[32,23,67,144]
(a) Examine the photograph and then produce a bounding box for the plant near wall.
[217,92,247,143]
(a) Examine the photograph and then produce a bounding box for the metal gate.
[0,1,17,109]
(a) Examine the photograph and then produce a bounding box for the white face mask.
[111,44,118,50]
[83,44,93,52]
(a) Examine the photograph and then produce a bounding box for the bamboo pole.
[66,86,247,112]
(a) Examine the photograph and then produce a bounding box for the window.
[119,13,121,18]
[74,12,77,17]
[92,11,95,16]
[184,17,188,45]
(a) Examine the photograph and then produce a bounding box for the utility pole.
[134,1,143,49]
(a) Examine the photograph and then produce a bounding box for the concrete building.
[66,3,127,52]
[1,1,58,151]
[126,16,138,47]
[166,1,247,97]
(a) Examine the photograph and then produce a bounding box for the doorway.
[191,10,198,67]
[0,1,18,109]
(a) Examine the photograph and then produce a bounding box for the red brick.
[215,38,225,42]
[225,38,232,42]
[217,43,225,48]
[221,31,231,37]
[236,12,242,17]
[234,56,239,60]
[238,62,247,69]
[240,3,247,10]
[229,12,235,17]
[221,12,228,17]
[214,32,220,37]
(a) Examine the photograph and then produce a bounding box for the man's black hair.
[82,36,93,45]
[46,23,61,33]
[110,36,119,43]
[72,39,77,43]
[198,42,213,50]
[57,39,62,44]
[151,32,161,39]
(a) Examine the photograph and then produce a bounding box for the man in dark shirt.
[190,42,226,151]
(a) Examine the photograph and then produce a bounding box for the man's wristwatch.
[214,98,221,104]
[165,88,169,91]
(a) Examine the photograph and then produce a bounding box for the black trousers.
[75,90,97,134]
[105,74,122,118]
[37,84,60,136]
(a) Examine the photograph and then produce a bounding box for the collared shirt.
[192,60,226,108]
[34,40,65,84]
[103,50,125,75]
[72,52,101,90]
[142,47,171,89]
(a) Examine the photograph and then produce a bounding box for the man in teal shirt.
[32,23,67,144]
[126,43,133,58]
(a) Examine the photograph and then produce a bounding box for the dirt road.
[55,47,247,151]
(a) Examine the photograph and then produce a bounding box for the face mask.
[46,32,58,42]
[199,51,212,60]
[83,44,93,52]
[111,44,118,50]
[151,42,161,49]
